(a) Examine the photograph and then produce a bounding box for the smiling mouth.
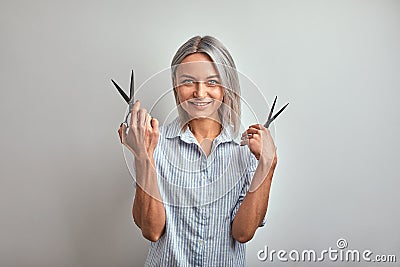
[188,100,213,106]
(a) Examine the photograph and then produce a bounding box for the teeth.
[192,102,210,106]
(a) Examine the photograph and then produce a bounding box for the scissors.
[242,96,288,146]
[264,96,289,128]
[111,70,135,127]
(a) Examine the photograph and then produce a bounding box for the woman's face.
[175,53,224,121]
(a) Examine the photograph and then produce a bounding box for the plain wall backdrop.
[0,0,399,266]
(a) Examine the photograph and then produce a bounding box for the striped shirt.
[142,117,267,267]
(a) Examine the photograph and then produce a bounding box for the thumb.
[118,123,127,144]
[151,117,159,130]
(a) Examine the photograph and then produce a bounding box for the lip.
[188,100,213,110]
[190,101,212,106]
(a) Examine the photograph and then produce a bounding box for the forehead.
[176,53,219,78]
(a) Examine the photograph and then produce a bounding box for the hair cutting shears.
[111,70,135,127]
[264,96,289,128]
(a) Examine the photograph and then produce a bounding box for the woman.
[118,36,277,267]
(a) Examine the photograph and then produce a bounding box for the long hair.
[171,36,241,136]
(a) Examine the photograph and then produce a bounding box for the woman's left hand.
[241,124,277,163]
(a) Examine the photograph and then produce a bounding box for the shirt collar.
[165,117,240,145]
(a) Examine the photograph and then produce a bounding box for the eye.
[181,79,194,85]
[207,80,219,86]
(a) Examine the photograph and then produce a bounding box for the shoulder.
[154,117,181,158]
[157,117,181,140]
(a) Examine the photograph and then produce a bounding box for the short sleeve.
[230,155,267,227]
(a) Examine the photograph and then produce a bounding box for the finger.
[241,128,260,137]
[240,139,249,146]
[242,136,259,144]
[119,123,127,143]
[117,127,122,143]
[151,118,160,143]
[241,135,254,141]
[151,117,159,131]
[149,118,159,148]
[246,128,260,135]
[241,133,254,140]
[137,108,147,127]
[130,100,140,127]
[241,129,261,140]
[249,124,263,130]
[145,113,152,130]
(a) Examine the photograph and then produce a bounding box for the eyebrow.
[178,74,220,79]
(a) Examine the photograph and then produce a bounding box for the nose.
[193,81,207,98]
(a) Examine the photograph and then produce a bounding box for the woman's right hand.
[118,100,159,160]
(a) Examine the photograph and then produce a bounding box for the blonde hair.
[171,36,241,136]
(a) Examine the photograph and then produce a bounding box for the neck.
[188,118,222,141]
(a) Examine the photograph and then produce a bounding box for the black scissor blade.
[129,70,134,102]
[111,79,129,103]
[268,103,289,125]
[268,96,278,122]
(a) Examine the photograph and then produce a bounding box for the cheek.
[176,87,191,102]
[213,87,224,101]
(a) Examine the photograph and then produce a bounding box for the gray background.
[0,0,399,266]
